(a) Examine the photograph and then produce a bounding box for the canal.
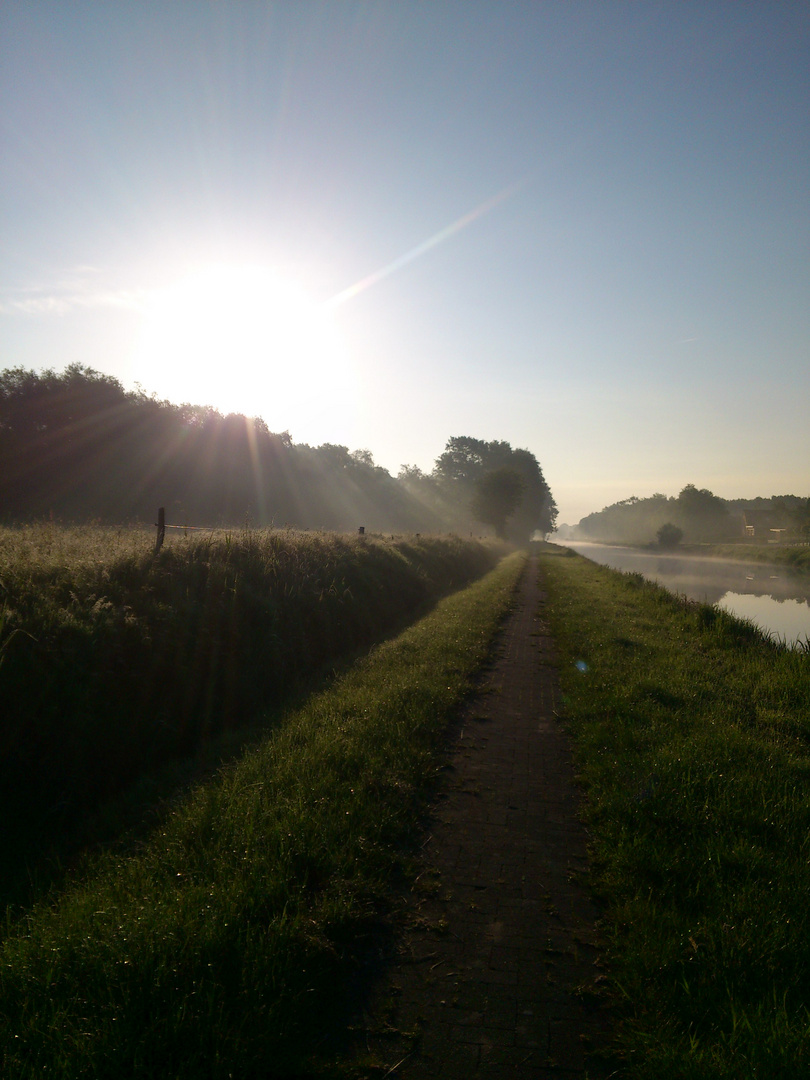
[559,542,810,648]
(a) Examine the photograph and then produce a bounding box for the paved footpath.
[354,556,611,1079]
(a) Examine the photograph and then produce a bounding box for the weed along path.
[350,556,609,1078]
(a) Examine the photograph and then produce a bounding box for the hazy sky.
[2,1,808,524]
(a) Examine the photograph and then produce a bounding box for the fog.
[561,542,810,648]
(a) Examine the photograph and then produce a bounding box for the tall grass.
[0,523,505,907]
[540,546,810,1077]
[0,551,526,1079]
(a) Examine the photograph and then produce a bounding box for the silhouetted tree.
[577,486,734,544]
[657,522,683,549]
[1,367,394,527]
[676,484,730,542]
[0,366,558,538]
[433,436,556,539]
[471,467,525,538]
[577,493,674,544]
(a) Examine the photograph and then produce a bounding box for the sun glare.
[132,264,356,441]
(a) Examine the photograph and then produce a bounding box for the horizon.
[2,3,808,525]
[7,358,803,529]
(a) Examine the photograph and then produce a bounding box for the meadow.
[540,545,810,1077]
[0,541,526,1078]
[0,523,505,909]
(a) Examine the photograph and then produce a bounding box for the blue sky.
[2,1,808,524]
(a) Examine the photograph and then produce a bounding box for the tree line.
[573,485,810,546]
[0,365,557,540]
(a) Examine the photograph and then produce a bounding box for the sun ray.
[130,263,354,440]
[325,179,528,309]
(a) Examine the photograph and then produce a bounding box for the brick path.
[354,556,610,1078]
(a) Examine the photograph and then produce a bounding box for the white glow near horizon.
[131,264,357,439]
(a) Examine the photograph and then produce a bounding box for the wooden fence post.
[155,507,166,553]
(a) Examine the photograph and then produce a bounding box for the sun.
[131,263,357,441]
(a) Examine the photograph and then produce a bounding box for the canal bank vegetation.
[693,541,810,573]
[0,524,506,911]
[0,551,526,1078]
[540,546,810,1077]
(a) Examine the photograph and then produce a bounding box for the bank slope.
[0,552,526,1079]
[541,545,810,1078]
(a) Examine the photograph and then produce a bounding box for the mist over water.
[560,542,810,648]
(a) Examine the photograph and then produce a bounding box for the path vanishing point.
[351,555,612,1078]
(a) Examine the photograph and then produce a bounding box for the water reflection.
[716,593,810,646]
[560,542,810,647]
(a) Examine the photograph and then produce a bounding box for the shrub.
[656,522,683,549]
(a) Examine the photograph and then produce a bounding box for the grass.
[539,545,810,1077]
[572,534,810,573]
[688,541,810,572]
[0,550,526,1078]
[0,523,505,908]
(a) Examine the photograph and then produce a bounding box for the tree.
[350,448,375,468]
[471,467,525,538]
[432,436,557,539]
[657,522,683,549]
[433,436,489,484]
[397,464,426,483]
[676,484,730,542]
[0,367,563,538]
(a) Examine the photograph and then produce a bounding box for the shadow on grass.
[2,580,499,921]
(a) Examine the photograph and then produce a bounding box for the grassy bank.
[688,541,810,571]
[0,550,526,1078]
[568,536,810,573]
[539,546,810,1077]
[0,524,504,906]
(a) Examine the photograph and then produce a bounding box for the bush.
[656,522,683,549]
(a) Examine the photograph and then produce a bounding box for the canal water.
[559,542,810,648]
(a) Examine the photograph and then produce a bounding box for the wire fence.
[153,507,220,552]
[153,508,367,552]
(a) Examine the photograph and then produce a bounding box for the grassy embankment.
[571,535,810,572]
[0,524,505,908]
[540,545,810,1077]
[690,541,810,571]
[0,534,525,1078]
